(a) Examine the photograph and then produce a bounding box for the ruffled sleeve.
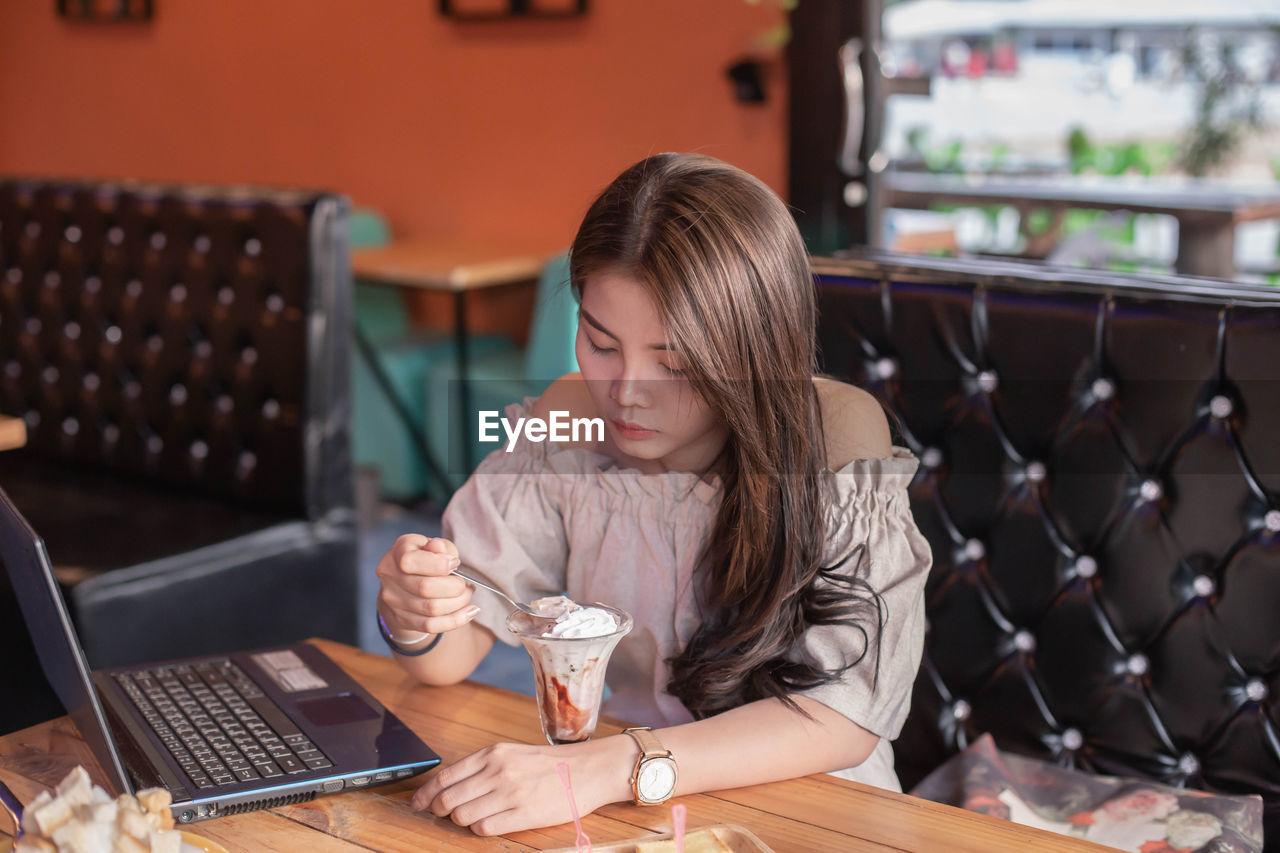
[797,448,932,741]
[440,399,571,646]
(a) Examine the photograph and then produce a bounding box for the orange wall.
[0,0,788,247]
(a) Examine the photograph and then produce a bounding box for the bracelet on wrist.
[377,609,443,656]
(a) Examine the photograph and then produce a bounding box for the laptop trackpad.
[296,693,379,726]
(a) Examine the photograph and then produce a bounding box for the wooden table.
[882,170,1280,279]
[0,639,1109,852]
[350,239,564,476]
[0,416,24,452]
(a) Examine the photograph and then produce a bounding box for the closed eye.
[587,338,616,355]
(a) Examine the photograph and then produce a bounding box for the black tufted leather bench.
[0,178,358,732]
[814,251,1280,846]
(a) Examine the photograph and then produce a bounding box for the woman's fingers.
[397,540,460,578]
[448,794,520,834]
[378,589,479,634]
[412,748,492,811]
[421,536,460,559]
[375,535,477,634]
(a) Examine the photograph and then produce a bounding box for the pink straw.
[672,802,687,853]
[556,761,592,853]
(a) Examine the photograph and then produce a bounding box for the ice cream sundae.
[529,595,621,639]
[507,597,631,744]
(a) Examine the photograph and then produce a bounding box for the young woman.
[375,153,932,836]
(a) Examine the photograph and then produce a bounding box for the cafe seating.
[349,208,517,501]
[814,250,1280,844]
[0,178,360,707]
[422,250,578,488]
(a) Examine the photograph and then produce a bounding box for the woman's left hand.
[411,738,634,836]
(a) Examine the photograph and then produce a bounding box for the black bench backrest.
[0,179,352,518]
[815,252,1280,826]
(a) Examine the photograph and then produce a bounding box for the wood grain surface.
[0,639,1112,851]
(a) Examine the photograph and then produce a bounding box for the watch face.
[637,757,677,802]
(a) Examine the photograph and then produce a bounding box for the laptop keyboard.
[113,660,334,789]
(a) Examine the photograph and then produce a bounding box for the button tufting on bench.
[872,356,898,380]
[1138,478,1163,503]
[816,262,1280,822]
[0,177,360,706]
[1073,555,1098,578]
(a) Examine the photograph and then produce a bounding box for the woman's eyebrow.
[580,309,671,350]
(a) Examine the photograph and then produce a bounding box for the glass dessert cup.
[506,604,633,745]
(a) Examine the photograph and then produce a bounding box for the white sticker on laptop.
[251,650,328,693]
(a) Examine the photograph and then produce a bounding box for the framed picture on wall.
[56,0,153,21]
[439,0,587,20]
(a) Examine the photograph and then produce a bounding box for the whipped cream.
[530,595,620,639]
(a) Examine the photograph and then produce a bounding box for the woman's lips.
[611,419,655,440]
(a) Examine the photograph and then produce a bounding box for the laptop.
[0,487,441,825]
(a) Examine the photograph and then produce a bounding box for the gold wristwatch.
[623,726,678,806]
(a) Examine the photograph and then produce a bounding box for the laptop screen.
[0,487,133,794]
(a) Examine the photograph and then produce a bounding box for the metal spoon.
[0,778,23,842]
[450,568,551,620]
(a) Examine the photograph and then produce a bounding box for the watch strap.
[623,726,669,760]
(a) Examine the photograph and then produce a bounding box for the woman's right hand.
[376,534,481,638]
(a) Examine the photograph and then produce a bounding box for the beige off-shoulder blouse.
[441,399,932,792]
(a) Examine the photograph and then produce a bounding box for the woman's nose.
[611,364,650,408]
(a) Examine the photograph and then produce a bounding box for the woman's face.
[576,270,728,474]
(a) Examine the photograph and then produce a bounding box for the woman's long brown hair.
[569,153,883,718]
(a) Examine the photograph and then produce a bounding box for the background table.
[0,639,1111,852]
[882,170,1280,279]
[351,239,563,476]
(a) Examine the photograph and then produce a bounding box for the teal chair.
[423,251,578,489]
[349,209,516,501]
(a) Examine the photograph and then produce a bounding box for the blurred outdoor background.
[875,0,1280,282]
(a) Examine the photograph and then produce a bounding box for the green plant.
[1177,29,1267,177]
